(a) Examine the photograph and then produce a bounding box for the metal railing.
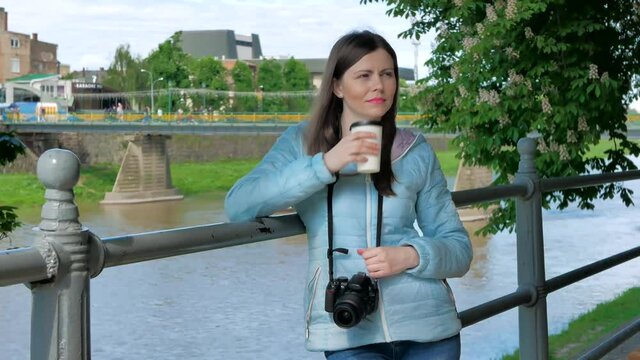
[1,137,639,359]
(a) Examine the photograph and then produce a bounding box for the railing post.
[514,137,549,360]
[30,149,90,359]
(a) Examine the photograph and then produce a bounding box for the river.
[1,176,640,359]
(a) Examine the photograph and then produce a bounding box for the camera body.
[324,272,378,328]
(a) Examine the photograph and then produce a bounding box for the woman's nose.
[371,75,383,91]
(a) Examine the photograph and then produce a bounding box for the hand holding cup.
[323,122,382,174]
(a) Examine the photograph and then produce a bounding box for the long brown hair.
[305,30,398,196]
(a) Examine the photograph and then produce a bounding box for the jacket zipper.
[366,175,391,342]
[305,266,321,339]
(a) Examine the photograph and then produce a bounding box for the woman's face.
[333,48,396,124]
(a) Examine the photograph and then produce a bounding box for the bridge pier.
[101,134,183,204]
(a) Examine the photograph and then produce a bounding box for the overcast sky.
[1,0,432,77]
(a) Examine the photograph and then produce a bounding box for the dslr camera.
[324,272,378,328]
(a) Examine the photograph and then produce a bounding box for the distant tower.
[410,17,420,81]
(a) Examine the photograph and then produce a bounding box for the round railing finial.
[517,137,537,157]
[37,149,80,191]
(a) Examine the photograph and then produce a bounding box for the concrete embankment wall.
[2,132,452,173]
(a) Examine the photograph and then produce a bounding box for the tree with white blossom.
[363,0,640,233]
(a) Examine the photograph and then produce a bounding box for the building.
[0,7,61,83]
[179,30,263,61]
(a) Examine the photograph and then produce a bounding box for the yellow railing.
[6,111,640,124]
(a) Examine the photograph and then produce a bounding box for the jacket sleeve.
[398,142,473,279]
[224,125,336,222]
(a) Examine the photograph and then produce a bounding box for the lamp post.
[201,82,208,113]
[167,81,173,115]
[141,69,164,116]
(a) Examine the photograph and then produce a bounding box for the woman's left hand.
[357,246,419,279]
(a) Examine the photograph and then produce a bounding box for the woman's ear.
[332,79,343,99]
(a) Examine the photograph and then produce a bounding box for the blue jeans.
[324,334,461,360]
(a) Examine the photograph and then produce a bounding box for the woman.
[225,30,472,359]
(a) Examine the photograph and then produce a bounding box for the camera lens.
[333,295,366,328]
[334,305,359,328]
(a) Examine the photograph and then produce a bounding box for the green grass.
[586,139,640,157]
[435,150,460,178]
[0,173,45,207]
[0,159,263,210]
[171,159,261,196]
[502,287,640,360]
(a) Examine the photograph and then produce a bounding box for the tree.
[103,44,144,93]
[398,79,420,113]
[189,56,230,112]
[363,0,640,233]
[282,58,312,112]
[231,61,258,112]
[257,59,287,112]
[144,32,193,112]
[0,131,25,240]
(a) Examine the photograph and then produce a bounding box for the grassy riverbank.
[502,286,640,359]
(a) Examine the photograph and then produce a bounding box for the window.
[10,38,20,48]
[11,58,20,73]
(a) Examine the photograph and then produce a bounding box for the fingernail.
[357,249,364,255]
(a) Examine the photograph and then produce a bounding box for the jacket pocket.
[305,266,322,339]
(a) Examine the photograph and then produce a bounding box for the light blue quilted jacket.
[225,122,472,352]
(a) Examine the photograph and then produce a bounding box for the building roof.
[179,30,263,60]
[7,73,58,83]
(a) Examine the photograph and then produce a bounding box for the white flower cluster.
[558,145,570,160]
[540,95,552,113]
[476,23,485,35]
[524,27,534,39]
[458,85,468,97]
[506,0,517,19]
[537,138,570,160]
[454,0,464,7]
[451,65,460,81]
[438,23,450,38]
[508,69,524,85]
[498,114,511,127]
[463,37,479,51]
[588,64,599,79]
[486,4,498,22]
[505,47,520,59]
[600,72,609,83]
[578,116,589,131]
[567,130,577,143]
[477,89,501,105]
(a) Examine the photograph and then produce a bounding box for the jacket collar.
[392,128,421,163]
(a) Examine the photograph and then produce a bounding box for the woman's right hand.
[323,131,380,173]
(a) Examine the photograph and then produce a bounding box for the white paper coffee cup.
[350,120,383,174]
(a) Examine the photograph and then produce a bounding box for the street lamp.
[141,69,164,116]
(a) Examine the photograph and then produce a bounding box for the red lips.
[367,97,385,104]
